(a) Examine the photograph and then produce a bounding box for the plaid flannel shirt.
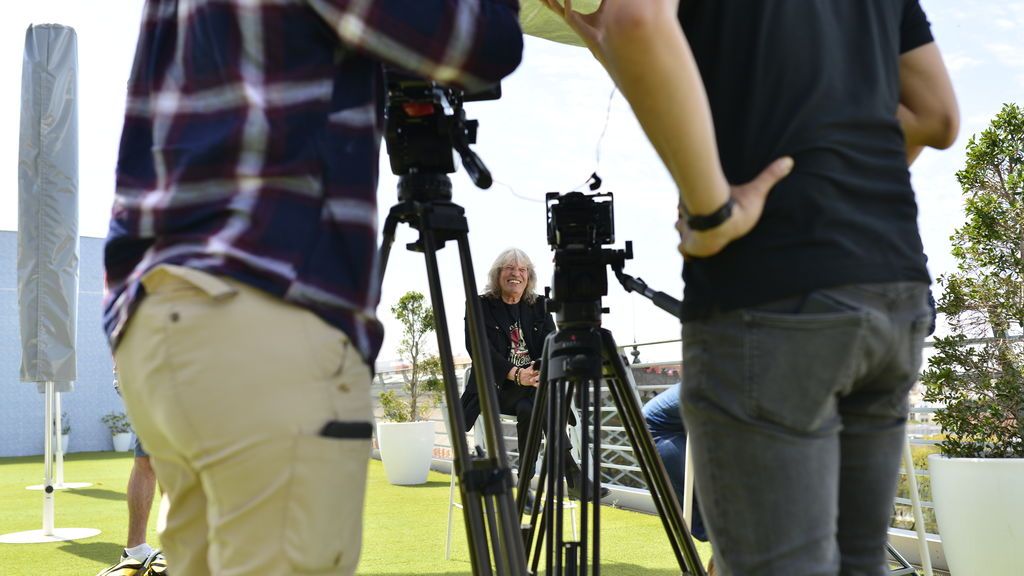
[104,0,523,365]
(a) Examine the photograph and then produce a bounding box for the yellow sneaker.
[95,555,143,576]
[140,550,167,575]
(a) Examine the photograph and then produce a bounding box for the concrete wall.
[0,230,125,457]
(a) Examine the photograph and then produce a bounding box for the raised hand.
[677,157,794,258]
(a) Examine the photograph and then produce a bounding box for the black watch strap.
[686,197,735,231]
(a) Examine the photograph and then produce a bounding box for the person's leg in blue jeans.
[681,283,930,576]
[642,383,707,542]
[834,295,930,574]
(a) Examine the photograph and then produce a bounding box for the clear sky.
[1,1,1021,366]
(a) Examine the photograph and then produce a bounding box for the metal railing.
[374,337,943,538]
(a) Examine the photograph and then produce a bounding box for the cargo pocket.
[285,431,371,574]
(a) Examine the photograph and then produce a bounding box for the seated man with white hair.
[460,247,604,502]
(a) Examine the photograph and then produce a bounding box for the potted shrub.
[377,291,445,485]
[101,411,134,452]
[920,104,1024,576]
[49,410,72,453]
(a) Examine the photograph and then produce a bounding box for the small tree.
[379,291,445,422]
[921,103,1024,458]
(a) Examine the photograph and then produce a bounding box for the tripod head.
[383,69,499,200]
[545,191,633,328]
[545,189,683,327]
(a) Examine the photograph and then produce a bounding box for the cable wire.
[493,85,619,202]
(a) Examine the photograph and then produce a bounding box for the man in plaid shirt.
[105,1,522,574]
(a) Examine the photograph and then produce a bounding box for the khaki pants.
[116,265,373,576]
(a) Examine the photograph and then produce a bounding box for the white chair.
[442,412,483,560]
[444,408,524,560]
[442,368,495,560]
[442,369,578,560]
[897,434,933,576]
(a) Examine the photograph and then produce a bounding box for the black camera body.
[383,70,499,187]
[546,191,614,249]
[545,191,630,327]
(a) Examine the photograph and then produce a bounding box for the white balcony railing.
[374,338,948,567]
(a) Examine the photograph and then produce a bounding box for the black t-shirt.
[500,300,533,368]
[679,0,935,319]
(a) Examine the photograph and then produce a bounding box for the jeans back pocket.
[743,292,868,433]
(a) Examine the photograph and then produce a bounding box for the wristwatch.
[686,197,735,231]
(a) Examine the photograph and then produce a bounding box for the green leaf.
[926,103,1024,459]
[385,291,442,421]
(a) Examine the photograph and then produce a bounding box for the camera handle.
[451,116,492,189]
[611,258,682,320]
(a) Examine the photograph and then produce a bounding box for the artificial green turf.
[361,465,712,575]
[1,453,711,575]
[0,451,160,575]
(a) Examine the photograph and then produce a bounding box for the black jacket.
[459,293,556,431]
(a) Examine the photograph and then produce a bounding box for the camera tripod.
[378,171,529,576]
[518,327,704,576]
[513,194,707,575]
[376,72,528,575]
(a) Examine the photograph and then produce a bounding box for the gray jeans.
[681,282,931,576]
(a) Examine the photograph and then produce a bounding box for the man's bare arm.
[898,42,959,164]
[543,0,792,258]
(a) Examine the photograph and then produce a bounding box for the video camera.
[545,191,632,326]
[546,191,615,249]
[383,69,499,189]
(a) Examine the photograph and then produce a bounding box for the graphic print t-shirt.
[503,302,531,368]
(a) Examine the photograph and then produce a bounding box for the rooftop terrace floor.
[0,452,712,575]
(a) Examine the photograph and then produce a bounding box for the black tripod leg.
[528,370,576,575]
[554,379,572,576]
[600,329,706,576]
[531,375,591,576]
[519,335,551,565]
[453,233,529,576]
[885,543,918,575]
[416,226,497,575]
[522,356,552,575]
[579,376,592,576]
[518,335,550,508]
[588,376,600,575]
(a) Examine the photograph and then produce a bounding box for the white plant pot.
[376,421,435,485]
[112,432,133,452]
[60,433,69,454]
[928,454,1024,576]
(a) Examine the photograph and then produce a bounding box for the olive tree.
[379,291,444,422]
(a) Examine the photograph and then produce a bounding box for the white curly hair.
[483,247,539,304]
